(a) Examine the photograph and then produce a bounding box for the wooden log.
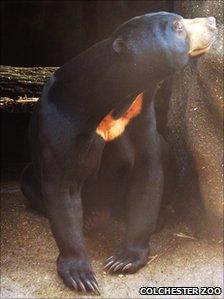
[0,65,58,99]
[0,97,38,113]
[0,65,58,112]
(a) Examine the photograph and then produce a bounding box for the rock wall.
[168,0,223,239]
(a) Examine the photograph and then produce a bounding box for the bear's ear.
[112,37,126,54]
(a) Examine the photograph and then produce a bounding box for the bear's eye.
[173,20,184,33]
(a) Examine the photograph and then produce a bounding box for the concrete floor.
[1,181,223,298]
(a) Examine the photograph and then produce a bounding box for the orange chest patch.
[96,93,143,142]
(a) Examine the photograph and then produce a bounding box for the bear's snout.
[183,16,217,57]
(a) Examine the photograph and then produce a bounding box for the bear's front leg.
[105,134,164,274]
[41,133,104,293]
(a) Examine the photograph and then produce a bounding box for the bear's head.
[111,12,217,78]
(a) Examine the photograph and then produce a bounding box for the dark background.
[1,0,173,66]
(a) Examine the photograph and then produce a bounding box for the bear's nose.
[207,16,216,29]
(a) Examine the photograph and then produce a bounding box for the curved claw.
[104,259,115,269]
[92,281,101,295]
[92,273,98,284]
[122,263,132,272]
[108,261,121,272]
[113,262,124,272]
[70,278,78,290]
[105,256,114,263]
[86,280,96,293]
[77,279,87,292]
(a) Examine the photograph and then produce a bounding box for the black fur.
[21,12,193,293]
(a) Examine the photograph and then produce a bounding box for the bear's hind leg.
[20,163,46,215]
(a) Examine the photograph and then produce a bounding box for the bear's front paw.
[104,246,149,274]
[57,254,100,294]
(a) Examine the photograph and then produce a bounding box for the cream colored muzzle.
[183,17,217,57]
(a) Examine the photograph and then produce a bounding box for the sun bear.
[21,12,216,294]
